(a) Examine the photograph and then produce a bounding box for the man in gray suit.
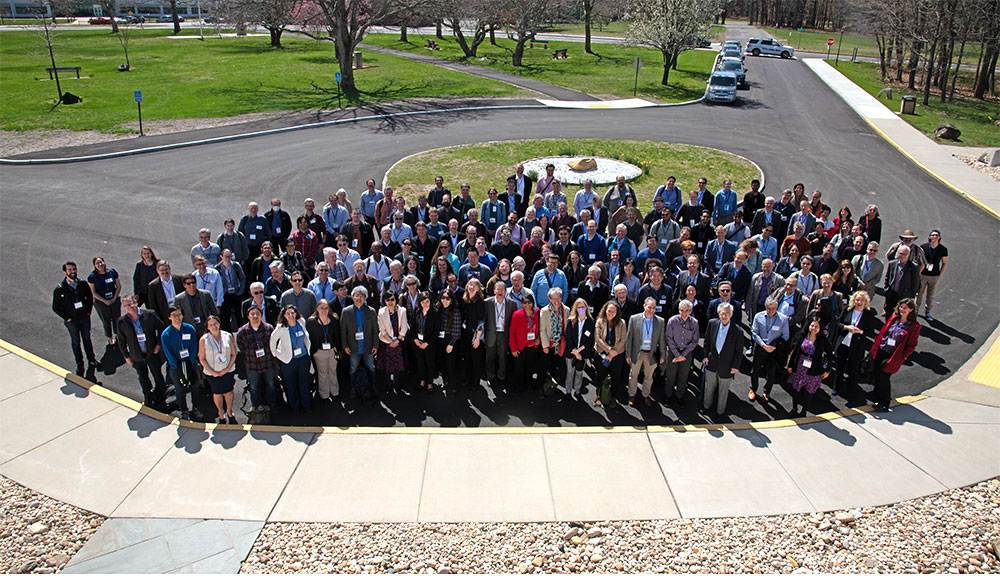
[340,285,380,400]
[625,297,667,406]
[776,276,809,334]
[174,273,219,338]
[703,303,745,417]
[485,281,517,389]
[747,259,785,321]
[883,244,920,315]
[852,241,884,300]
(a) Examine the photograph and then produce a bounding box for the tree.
[497,0,560,66]
[624,0,721,85]
[217,0,301,47]
[116,18,133,69]
[298,0,428,91]
[580,0,598,54]
[435,0,496,57]
[168,0,182,34]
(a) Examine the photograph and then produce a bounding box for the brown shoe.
[748,389,756,401]
[643,396,652,407]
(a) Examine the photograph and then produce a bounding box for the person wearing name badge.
[539,287,570,398]
[268,198,293,255]
[750,296,789,403]
[481,187,507,237]
[279,239,311,283]
[831,290,876,397]
[248,241,277,286]
[306,299,339,402]
[435,289,463,392]
[786,315,831,416]
[409,292,438,392]
[702,302,744,418]
[238,201,271,263]
[198,316,237,425]
[87,256,121,346]
[148,260,186,324]
[175,273,218,338]
[270,305,312,413]
[664,299,700,406]
[916,230,948,322]
[117,295,167,410]
[625,297,668,407]
[484,282,516,391]
[509,292,541,394]
[160,306,203,421]
[133,246,161,308]
[593,301,627,407]
[52,261,100,377]
[577,265,610,317]
[216,249,246,333]
[460,279,488,387]
[280,271,318,319]
[322,192,350,243]
[563,298,594,400]
[869,298,920,412]
[193,255,224,308]
[191,228,222,268]
[237,304,277,413]
[376,290,409,394]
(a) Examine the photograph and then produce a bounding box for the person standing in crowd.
[116,295,166,410]
[236,305,277,416]
[190,228,221,267]
[242,281,280,326]
[593,301,626,407]
[216,249,246,332]
[626,297,667,406]
[148,260,185,323]
[376,290,409,393]
[198,316,237,424]
[359,179,383,225]
[748,259,784,320]
[88,256,121,347]
[217,219,249,269]
[323,191,350,244]
[461,279,487,388]
[160,306,202,421]
[133,246,160,308]
[664,299,700,406]
[341,286,379,402]
[870,298,921,412]
[852,241,883,301]
[786,316,831,416]
[702,302,744,418]
[750,297,789,403]
[52,261,99,376]
[175,273,218,338]
[883,245,920,316]
[291,216,321,265]
[563,298,594,400]
[268,198,293,253]
[238,201,271,262]
[193,255,224,309]
[435,289,463,392]
[916,230,948,322]
[410,292,438,392]
[858,204,882,245]
[485,282,515,391]
[270,305,311,413]
[306,299,339,402]
[509,292,541,395]
[280,271,318,319]
[832,290,876,397]
[539,287,570,398]
[248,242,277,285]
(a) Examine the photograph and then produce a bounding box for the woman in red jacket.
[869,297,920,411]
[509,293,541,395]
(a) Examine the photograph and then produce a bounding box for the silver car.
[705,71,738,103]
[717,57,747,88]
[746,38,794,59]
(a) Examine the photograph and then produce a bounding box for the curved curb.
[0,337,925,436]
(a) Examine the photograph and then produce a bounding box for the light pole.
[197,0,203,40]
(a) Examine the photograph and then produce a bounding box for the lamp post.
[197,0,203,40]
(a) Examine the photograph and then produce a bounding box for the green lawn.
[542,22,725,43]
[363,33,716,103]
[386,139,762,212]
[0,29,522,132]
[0,17,75,25]
[761,26,984,63]
[833,60,1000,147]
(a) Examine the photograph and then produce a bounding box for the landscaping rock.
[934,124,961,140]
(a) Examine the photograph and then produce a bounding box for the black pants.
[410,340,436,385]
[437,339,460,387]
[94,299,120,340]
[220,292,244,333]
[463,334,486,386]
[594,353,626,397]
[512,346,539,393]
[873,349,894,406]
[132,354,167,406]
[542,347,565,391]
[833,343,863,393]
[751,343,783,395]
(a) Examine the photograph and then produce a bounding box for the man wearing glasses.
[280,271,317,318]
[242,282,280,325]
[174,273,218,338]
[852,242,883,301]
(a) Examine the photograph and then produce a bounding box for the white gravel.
[955,154,1000,182]
[241,477,1000,574]
[0,476,103,574]
[521,156,643,186]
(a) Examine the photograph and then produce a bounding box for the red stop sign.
[827,38,835,46]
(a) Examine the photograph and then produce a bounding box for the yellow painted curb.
[0,338,926,435]
[864,119,1000,221]
[969,336,1000,389]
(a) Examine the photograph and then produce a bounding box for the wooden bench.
[46,66,81,80]
[425,39,438,50]
[530,39,548,49]
[552,48,568,60]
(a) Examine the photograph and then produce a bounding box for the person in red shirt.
[509,293,540,395]
[869,298,920,412]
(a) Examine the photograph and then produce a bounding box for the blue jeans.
[349,350,376,394]
[64,317,96,368]
[281,356,311,411]
[246,368,276,409]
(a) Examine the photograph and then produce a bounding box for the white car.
[746,38,794,59]
[705,71,738,103]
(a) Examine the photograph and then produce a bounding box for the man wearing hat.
[886,229,926,272]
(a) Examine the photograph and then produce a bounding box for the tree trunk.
[435,20,443,39]
[876,35,887,79]
[907,41,920,90]
[489,26,496,45]
[44,20,62,101]
[661,51,671,85]
[453,24,473,57]
[512,37,527,66]
[268,27,282,48]
[335,24,355,90]
[922,38,936,105]
[399,19,407,42]
[973,43,997,99]
[584,0,593,54]
[169,0,181,34]
[895,36,904,82]
[948,34,965,102]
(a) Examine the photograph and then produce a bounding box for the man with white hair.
[507,271,532,306]
[238,201,271,262]
[322,247,350,282]
[664,299,700,406]
[577,264,610,315]
[573,180,597,218]
[241,281,279,325]
[341,285,379,402]
[346,259,380,308]
[883,243,920,316]
[264,261,291,300]
[703,302,744,417]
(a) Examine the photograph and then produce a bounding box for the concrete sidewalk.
[2,333,999,526]
[802,58,1000,219]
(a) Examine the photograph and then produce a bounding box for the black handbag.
[860,353,876,376]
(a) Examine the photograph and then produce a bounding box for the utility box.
[353,51,363,70]
[900,95,916,115]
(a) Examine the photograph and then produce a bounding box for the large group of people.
[51,164,944,423]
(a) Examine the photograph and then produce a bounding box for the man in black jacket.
[52,261,99,376]
[147,260,185,323]
[117,295,167,409]
[702,303,745,418]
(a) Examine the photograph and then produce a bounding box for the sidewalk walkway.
[802,58,1000,219]
[2,331,999,527]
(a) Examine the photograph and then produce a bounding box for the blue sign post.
[335,72,342,108]
[134,90,144,136]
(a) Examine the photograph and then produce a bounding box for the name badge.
[697,242,704,248]
[310,218,316,224]
[256,225,263,230]
[571,288,578,295]
[887,337,897,347]
[925,264,934,272]
[352,239,359,247]
[136,333,146,343]
[643,339,651,349]
[526,332,536,341]
[781,215,788,221]
[496,324,504,332]
[771,325,780,332]
[293,347,302,355]
[322,342,332,350]
[490,217,496,223]
[182,333,191,341]
[588,306,594,313]
[689,219,695,226]
[217,353,227,364]
[249,234,257,240]
[355,331,364,341]
[656,305,662,312]
[106,277,115,283]
[194,316,201,324]
[584,331,591,337]
[589,254,596,260]
[179,349,189,359]
[275,227,282,234]
[227,287,235,293]
[802,358,812,368]
[417,332,424,341]
[73,301,83,309]
[255,348,265,358]
[418,255,424,261]
[438,330,446,339]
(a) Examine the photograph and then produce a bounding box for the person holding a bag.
[831,290,876,397]
[563,298,594,400]
[594,301,627,407]
[461,279,487,388]
[410,292,438,392]
[540,287,571,398]
[869,298,920,412]
[509,293,541,395]
[786,315,831,416]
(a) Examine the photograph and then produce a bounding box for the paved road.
[1,47,996,427]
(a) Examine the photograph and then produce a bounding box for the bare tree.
[434,0,497,57]
[116,18,133,69]
[497,0,560,66]
[624,0,721,85]
[217,0,301,47]
[579,0,599,54]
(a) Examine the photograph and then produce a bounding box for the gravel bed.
[0,476,104,574]
[956,154,1000,182]
[241,477,1000,574]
